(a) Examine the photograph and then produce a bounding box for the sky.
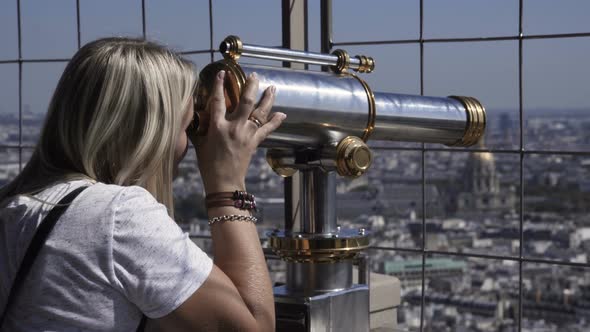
[0,0,589,122]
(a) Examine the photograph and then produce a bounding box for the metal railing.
[2,1,589,331]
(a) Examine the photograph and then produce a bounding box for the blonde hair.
[0,37,197,215]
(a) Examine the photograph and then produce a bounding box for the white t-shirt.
[0,180,213,331]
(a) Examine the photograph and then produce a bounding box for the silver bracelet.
[208,214,258,226]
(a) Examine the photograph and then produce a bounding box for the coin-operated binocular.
[195,35,486,332]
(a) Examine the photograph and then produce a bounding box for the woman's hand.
[191,70,286,195]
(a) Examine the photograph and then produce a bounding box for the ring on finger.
[248,116,263,129]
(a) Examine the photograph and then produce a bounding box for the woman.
[0,37,285,331]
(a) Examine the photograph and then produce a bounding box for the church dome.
[462,140,499,194]
[466,138,496,173]
[474,151,495,171]
[465,150,496,174]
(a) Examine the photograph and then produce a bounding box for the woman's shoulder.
[10,180,163,219]
[87,182,157,205]
[46,181,176,251]
[1,179,171,238]
[37,180,158,210]
[77,182,166,223]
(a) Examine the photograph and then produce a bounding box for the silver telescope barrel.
[194,60,486,149]
[372,92,484,145]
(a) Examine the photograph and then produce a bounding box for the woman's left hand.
[189,70,286,194]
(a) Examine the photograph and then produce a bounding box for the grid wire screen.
[0,1,589,331]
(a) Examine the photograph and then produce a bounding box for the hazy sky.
[0,0,589,121]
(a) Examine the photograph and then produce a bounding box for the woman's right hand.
[190,70,286,195]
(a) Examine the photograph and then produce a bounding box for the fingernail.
[217,70,225,80]
[271,85,276,94]
[279,113,287,120]
[250,72,258,80]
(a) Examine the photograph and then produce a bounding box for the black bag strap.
[0,187,88,327]
[136,314,147,331]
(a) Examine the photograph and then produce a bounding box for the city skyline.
[1,1,589,331]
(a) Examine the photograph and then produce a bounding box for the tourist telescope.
[194,35,487,332]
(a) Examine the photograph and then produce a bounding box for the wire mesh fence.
[1,1,589,331]
[330,1,590,331]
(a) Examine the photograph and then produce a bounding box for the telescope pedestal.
[274,283,369,332]
[286,261,352,294]
[272,169,370,331]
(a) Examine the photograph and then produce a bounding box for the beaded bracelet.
[208,214,258,226]
[206,190,257,211]
[206,199,257,210]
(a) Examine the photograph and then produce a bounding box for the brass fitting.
[219,35,243,61]
[336,136,373,178]
[266,150,297,178]
[269,230,370,263]
[331,49,351,73]
[347,74,376,142]
[447,96,487,147]
[354,55,375,73]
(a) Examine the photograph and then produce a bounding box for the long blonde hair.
[0,37,197,215]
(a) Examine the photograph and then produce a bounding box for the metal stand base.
[274,284,369,332]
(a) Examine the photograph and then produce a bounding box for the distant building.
[498,112,514,144]
[381,258,465,288]
[456,140,516,216]
[570,228,590,248]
